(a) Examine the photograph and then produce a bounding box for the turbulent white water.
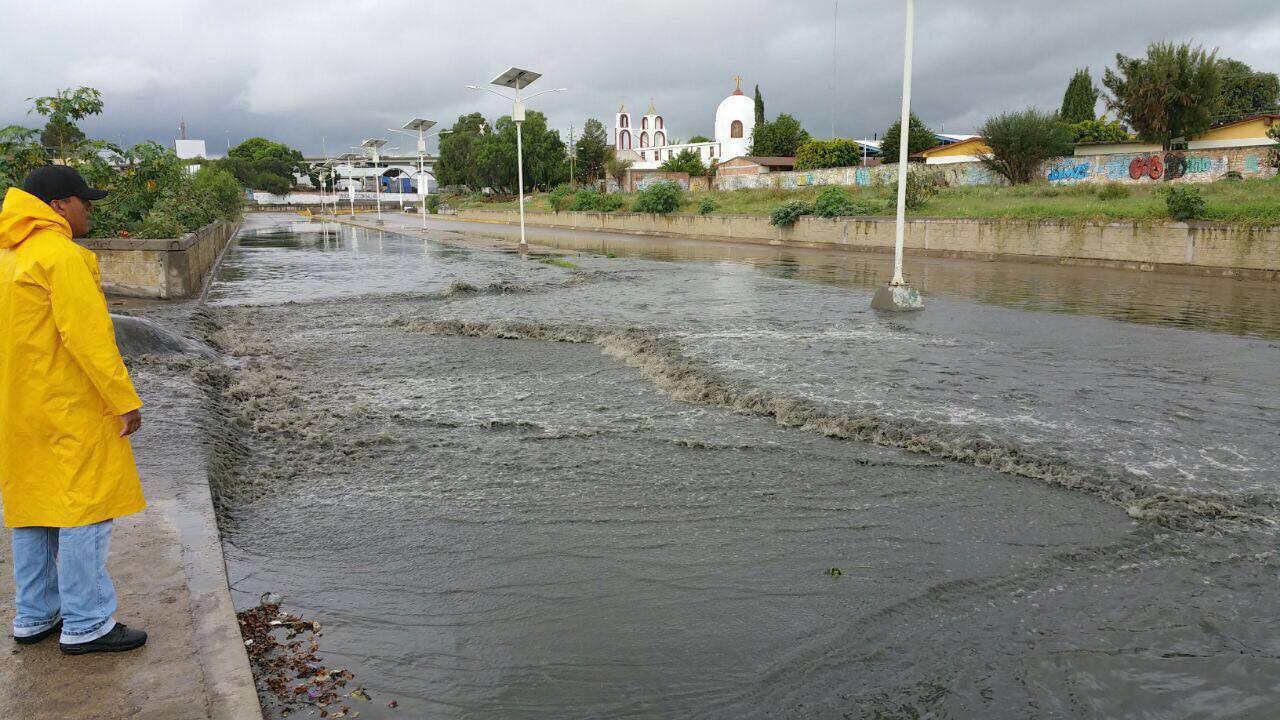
[132,217,1280,719]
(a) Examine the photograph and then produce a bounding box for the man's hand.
[119,409,142,437]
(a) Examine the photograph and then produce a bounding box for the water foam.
[397,318,1269,532]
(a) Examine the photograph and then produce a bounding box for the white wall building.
[174,139,208,160]
[614,77,757,170]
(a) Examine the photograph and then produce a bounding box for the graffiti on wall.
[1047,162,1091,182]
[714,146,1274,192]
[635,174,690,191]
[1045,148,1271,185]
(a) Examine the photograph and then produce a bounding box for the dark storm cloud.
[1,0,1276,154]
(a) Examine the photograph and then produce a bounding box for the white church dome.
[714,78,756,161]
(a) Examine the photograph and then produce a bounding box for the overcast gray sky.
[2,1,1276,155]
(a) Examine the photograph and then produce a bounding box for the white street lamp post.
[392,120,444,230]
[871,0,925,312]
[361,138,388,222]
[469,68,566,251]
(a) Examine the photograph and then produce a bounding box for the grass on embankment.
[448,177,1280,225]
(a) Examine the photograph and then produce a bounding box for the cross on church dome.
[732,75,744,96]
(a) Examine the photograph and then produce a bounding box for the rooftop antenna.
[179,118,188,140]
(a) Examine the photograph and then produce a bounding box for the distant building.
[918,137,992,165]
[174,139,207,160]
[1188,113,1279,150]
[715,156,797,177]
[614,76,757,169]
[1070,114,1280,157]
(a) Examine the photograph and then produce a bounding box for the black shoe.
[14,619,63,645]
[59,623,147,655]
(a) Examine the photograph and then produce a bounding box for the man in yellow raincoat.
[1,165,148,654]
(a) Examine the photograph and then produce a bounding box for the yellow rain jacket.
[0,187,146,528]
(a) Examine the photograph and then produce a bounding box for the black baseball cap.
[22,165,109,204]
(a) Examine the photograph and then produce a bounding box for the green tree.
[794,138,861,170]
[1066,117,1130,144]
[436,112,488,189]
[222,137,305,193]
[28,86,103,160]
[753,85,765,125]
[574,118,610,183]
[40,117,86,159]
[879,112,939,163]
[1103,41,1223,149]
[688,134,713,144]
[1217,58,1280,119]
[750,114,810,157]
[471,112,567,193]
[979,108,1072,184]
[1060,68,1099,124]
[659,148,708,176]
[604,155,632,190]
[0,125,48,194]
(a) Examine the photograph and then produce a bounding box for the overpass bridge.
[304,153,439,194]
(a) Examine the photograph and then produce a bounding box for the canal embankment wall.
[79,219,238,299]
[451,208,1280,279]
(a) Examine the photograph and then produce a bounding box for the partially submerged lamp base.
[871,282,924,312]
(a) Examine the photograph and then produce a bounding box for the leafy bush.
[569,189,603,211]
[980,108,1072,184]
[1095,183,1130,200]
[426,195,441,214]
[659,149,707,177]
[815,186,880,217]
[698,197,717,215]
[137,210,185,239]
[889,169,940,210]
[770,201,814,228]
[632,181,682,214]
[191,167,245,221]
[597,193,625,212]
[794,138,862,170]
[548,183,574,211]
[814,186,855,217]
[1067,118,1130,144]
[1165,186,1206,221]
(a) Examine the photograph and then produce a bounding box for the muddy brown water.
[167,215,1279,718]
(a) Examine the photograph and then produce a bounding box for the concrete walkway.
[0,332,260,715]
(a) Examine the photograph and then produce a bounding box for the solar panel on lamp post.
[871,0,925,312]
[468,68,566,250]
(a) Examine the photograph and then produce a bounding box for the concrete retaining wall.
[453,208,1280,278]
[79,219,237,299]
[713,146,1276,191]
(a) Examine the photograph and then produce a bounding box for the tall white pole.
[516,120,527,249]
[419,129,428,230]
[891,0,915,287]
[515,79,527,250]
[375,164,382,221]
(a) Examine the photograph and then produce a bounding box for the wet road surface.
[188,215,1279,718]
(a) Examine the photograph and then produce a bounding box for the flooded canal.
[195,215,1278,718]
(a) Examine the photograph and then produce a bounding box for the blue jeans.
[10,520,117,644]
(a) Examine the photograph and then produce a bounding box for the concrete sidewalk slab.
[0,362,261,720]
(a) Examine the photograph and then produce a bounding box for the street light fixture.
[872,0,925,312]
[467,67,566,250]
[361,138,388,221]
[392,119,438,230]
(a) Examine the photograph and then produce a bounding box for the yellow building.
[918,137,993,165]
[1189,114,1279,150]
